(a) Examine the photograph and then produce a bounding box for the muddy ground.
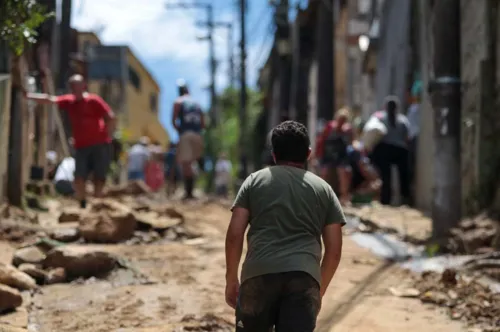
[0,198,476,332]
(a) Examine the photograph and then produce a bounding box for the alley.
[0,195,468,332]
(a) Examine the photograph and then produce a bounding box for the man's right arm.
[172,101,180,132]
[25,92,57,105]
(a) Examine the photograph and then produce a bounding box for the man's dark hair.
[271,120,310,163]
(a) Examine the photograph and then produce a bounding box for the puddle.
[346,216,500,292]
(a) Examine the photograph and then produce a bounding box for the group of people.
[315,96,413,206]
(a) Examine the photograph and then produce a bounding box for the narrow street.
[0,195,467,332]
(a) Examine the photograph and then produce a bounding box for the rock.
[43,246,118,279]
[420,291,449,305]
[12,246,46,267]
[59,210,81,223]
[0,284,22,313]
[79,211,137,243]
[51,228,80,243]
[18,264,48,284]
[45,268,66,284]
[441,269,457,287]
[105,181,151,197]
[389,287,421,298]
[0,263,37,290]
[135,212,182,231]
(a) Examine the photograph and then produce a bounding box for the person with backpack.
[171,79,205,199]
[315,107,353,203]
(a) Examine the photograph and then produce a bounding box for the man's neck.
[276,161,306,169]
[74,92,88,100]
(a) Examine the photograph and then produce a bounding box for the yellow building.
[76,31,169,147]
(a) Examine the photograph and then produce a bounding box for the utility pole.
[166,2,218,127]
[429,0,461,240]
[316,0,334,123]
[214,22,235,88]
[238,0,248,179]
[275,0,291,118]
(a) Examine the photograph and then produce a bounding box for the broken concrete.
[79,211,137,243]
[43,246,118,279]
[50,227,80,243]
[0,263,37,290]
[0,284,22,313]
[45,268,66,284]
[12,246,46,267]
[17,264,48,284]
[58,210,81,223]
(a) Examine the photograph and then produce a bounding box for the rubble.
[0,284,23,313]
[18,263,48,284]
[12,246,46,267]
[79,211,137,243]
[45,267,66,284]
[105,180,151,198]
[43,246,118,279]
[58,210,81,223]
[178,314,234,332]
[447,213,500,254]
[50,227,80,243]
[409,269,500,330]
[0,263,37,290]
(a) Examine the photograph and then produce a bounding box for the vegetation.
[0,0,52,55]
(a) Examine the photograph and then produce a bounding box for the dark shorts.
[236,271,320,332]
[75,143,111,181]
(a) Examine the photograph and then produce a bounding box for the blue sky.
[71,0,286,142]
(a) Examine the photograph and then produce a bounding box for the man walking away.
[225,121,344,332]
[171,79,205,199]
[25,74,115,209]
[127,137,151,181]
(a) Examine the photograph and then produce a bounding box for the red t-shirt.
[56,94,112,149]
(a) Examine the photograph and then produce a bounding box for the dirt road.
[0,200,467,332]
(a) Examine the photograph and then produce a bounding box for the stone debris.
[178,314,234,332]
[409,269,500,330]
[45,267,66,284]
[43,246,118,279]
[12,246,46,267]
[50,227,80,243]
[79,211,137,243]
[0,284,23,313]
[105,180,151,198]
[58,210,81,223]
[0,263,37,290]
[447,213,500,254]
[17,263,48,284]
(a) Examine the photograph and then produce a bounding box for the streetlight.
[358,34,370,52]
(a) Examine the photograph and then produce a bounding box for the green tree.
[0,0,52,56]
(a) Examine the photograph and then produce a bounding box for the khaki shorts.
[177,131,204,163]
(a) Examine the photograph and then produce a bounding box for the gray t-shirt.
[232,165,346,284]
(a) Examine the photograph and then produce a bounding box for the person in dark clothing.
[370,96,411,205]
[225,121,344,332]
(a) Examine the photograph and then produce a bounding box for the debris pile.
[178,314,234,332]
[0,204,41,243]
[447,213,500,254]
[392,269,500,330]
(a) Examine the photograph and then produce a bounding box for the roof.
[77,31,102,44]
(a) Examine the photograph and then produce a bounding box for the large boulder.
[12,246,46,267]
[79,211,137,243]
[0,263,37,290]
[0,284,23,313]
[43,246,118,279]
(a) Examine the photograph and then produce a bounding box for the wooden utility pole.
[167,2,217,127]
[214,22,235,88]
[316,0,335,122]
[239,0,248,179]
[429,0,461,239]
[276,0,291,117]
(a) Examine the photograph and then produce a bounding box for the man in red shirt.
[25,74,116,208]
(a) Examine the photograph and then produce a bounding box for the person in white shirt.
[127,137,151,181]
[53,157,76,196]
[215,152,232,198]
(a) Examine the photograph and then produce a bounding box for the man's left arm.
[94,96,116,134]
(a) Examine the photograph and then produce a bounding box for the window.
[150,93,158,113]
[128,66,141,90]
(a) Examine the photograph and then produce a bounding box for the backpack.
[323,129,348,166]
